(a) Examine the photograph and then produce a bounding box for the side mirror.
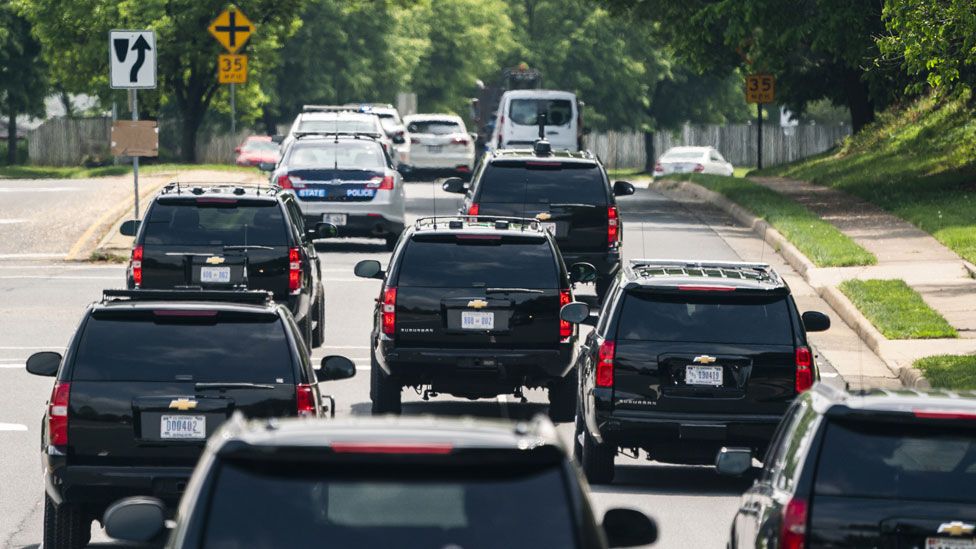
[270,134,284,144]
[392,134,406,145]
[469,132,478,142]
[560,302,591,324]
[257,161,276,172]
[715,447,754,476]
[569,262,598,284]
[26,351,61,377]
[312,223,338,239]
[613,181,635,196]
[442,177,468,194]
[602,508,658,548]
[802,311,831,332]
[354,259,384,280]
[317,355,357,382]
[234,146,242,153]
[103,496,167,543]
[119,219,141,237]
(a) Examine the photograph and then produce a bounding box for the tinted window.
[202,461,576,549]
[616,293,793,344]
[398,237,557,288]
[408,120,464,135]
[72,315,295,383]
[509,99,573,126]
[479,164,607,205]
[298,119,378,134]
[143,202,288,246]
[815,421,976,503]
[286,141,386,170]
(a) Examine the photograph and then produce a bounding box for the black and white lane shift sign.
[109,30,156,89]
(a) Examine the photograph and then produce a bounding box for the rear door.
[474,161,609,254]
[140,198,291,297]
[67,310,299,466]
[392,234,563,349]
[610,290,798,416]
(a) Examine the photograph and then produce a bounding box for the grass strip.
[0,163,258,179]
[914,355,976,390]
[839,279,957,339]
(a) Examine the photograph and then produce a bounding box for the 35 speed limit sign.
[218,54,247,84]
[745,74,774,104]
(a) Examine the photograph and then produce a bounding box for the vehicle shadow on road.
[350,399,550,421]
[314,241,389,254]
[589,462,758,496]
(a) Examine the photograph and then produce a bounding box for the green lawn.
[608,167,647,179]
[914,355,976,390]
[839,279,957,339]
[668,173,876,267]
[759,93,976,264]
[0,163,259,179]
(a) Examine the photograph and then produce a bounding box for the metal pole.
[230,83,236,135]
[757,103,763,170]
[130,89,140,220]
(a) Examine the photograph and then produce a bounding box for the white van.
[489,89,582,152]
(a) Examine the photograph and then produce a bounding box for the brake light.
[276,174,293,189]
[559,289,572,340]
[411,137,421,144]
[467,203,479,216]
[288,247,302,294]
[795,346,813,393]
[296,384,316,417]
[654,162,663,173]
[48,381,70,447]
[130,245,143,287]
[596,340,615,387]
[369,175,395,190]
[780,498,808,549]
[382,286,397,336]
[451,136,470,145]
[694,163,705,173]
[331,442,453,455]
[913,409,976,420]
[607,206,619,244]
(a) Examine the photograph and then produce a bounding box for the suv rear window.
[71,315,295,383]
[202,461,576,549]
[398,237,557,288]
[479,163,607,205]
[509,99,573,126]
[143,202,289,247]
[616,293,793,344]
[814,420,976,504]
[407,120,463,135]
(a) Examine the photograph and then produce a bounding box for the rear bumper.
[295,190,406,225]
[591,407,781,450]
[562,249,621,279]
[305,213,404,239]
[409,151,474,171]
[45,461,194,513]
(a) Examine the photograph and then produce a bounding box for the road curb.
[964,261,976,279]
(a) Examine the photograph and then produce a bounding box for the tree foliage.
[0,1,46,164]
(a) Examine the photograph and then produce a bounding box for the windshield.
[509,99,573,126]
[398,237,557,288]
[201,461,577,549]
[408,120,464,135]
[661,150,707,161]
[298,119,378,134]
[143,202,289,247]
[478,164,607,205]
[286,142,387,170]
[72,315,294,383]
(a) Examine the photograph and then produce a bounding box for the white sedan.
[403,114,476,176]
[654,146,734,177]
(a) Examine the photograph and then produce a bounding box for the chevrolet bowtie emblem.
[168,398,198,411]
[205,256,225,265]
[939,522,975,537]
[693,355,717,364]
[467,299,489,309]
[535,212,552,221]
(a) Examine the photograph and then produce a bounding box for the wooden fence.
[27,117,112,166]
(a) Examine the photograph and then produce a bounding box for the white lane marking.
[0,275,119,280]
[0,265,125,270]
[0,187,82,193]
[0,364,24,369]
[0,423,28,432]
[321,346,369,349]
[322,278,375,283]
[0,346,64,350]
[0,253,68,259]
[821,372,839,378]
[0,219,27,224]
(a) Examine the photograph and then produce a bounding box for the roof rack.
[160,182,281,196]
[292,131,382,141]
[626,259,781,285]
[302,105,361,113]
[102,289,274,305]
[342,102,396,110]
[413,215,543,232]
[490,148,594,160]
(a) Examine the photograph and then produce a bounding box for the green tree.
[0,3,47,164]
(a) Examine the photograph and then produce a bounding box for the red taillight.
[131,245,143,287]
[607,206,619,244]
[451,136,470,145]
[410,137,421,144]
[381,286,397,336]
[913,409,976,420]
[780,498,808,549]
[368,175,395,190]
[276,174,293,189]
[596,340,615,388]
[559,289,572,340]
[795,346,813,393]
[288,247,302,294]
[693,163,705,173]
[467,203,479,216]
[331,442,453,455]
[48,381,70,447]
[654,162,663,173]
[296,384,316,417]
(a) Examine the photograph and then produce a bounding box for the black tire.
[384,234,399,251]
[595,277,611,303]
[43,494,90,549]
[370,351,401,415]
[311,290,325,348]
[547,370,577,423]
[581,425,615,484]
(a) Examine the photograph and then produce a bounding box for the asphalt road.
[0,178,840,548]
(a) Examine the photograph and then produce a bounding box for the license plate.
[927,538,976,549]
[686,365,723,386]
[428,145,442,153]
[200,266,230,283]
[322,213,347,226]
[540,222,557,234]
[461,311,494,330]
[160,415,206,440]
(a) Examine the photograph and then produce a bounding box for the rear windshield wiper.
[549,203,598,209]
[486,287,544,294]
[224,245,275,251]
[195,382,277,390]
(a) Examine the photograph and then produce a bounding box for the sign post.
[109,29,157,220]
[209,7,254,136]
[745,74,775,170]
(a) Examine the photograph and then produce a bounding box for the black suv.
[102,415,658,548]
[561,260,830,483]
[722,384,976,549]
[24,289,355,549]
[353,216,597,420]
[443,146,635,300]
[119,184,333,347]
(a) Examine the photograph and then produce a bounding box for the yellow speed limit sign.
[218,54,247,84]
[745,74,775,104]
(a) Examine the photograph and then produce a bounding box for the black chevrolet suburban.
[25,289,355,549]
[561,260,830,483]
